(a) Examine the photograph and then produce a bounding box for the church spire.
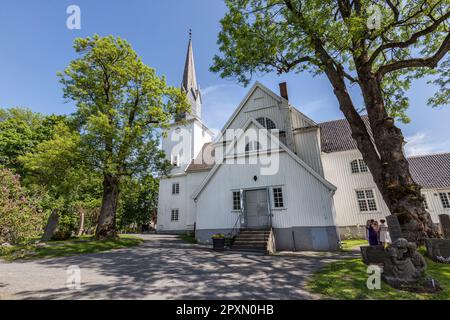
[180,29,202,119]
[182,29,199,95]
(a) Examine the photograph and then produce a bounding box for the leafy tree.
[19,123,102,238]
[0,168,46,244]
[0,107,66,175]
[58,35,188,239]
[118,175,159,231]
[211,0,450,243]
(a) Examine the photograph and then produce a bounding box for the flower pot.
[212,238,225,251]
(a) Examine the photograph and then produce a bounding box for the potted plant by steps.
[212,234,225,251]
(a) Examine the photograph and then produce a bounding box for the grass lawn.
[308,253,450,300]
[0,234,143,261]
[179,234,197,244]
[340,239,368,251]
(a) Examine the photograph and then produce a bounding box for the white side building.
[319,117,450,238]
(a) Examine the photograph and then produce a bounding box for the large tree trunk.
[96,174,119,240]
[352,66,439,244]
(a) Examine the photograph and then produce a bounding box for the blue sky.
[0,0,448,156]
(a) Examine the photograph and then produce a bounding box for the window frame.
[256,117,276,130]
[351,159,369,174]
[232,191,241,211]
[172,154,180,167]
[355,188,378,213]
[439,192,450,209]
[172,182,180,195]
[272,186,286,209]
[171,209,179,222]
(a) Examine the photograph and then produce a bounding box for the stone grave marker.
[360,245,387,265]
[438,214,450,239]
[386,215,403,242]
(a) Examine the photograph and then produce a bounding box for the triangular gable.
[192,118,336,200]
[220,81,283,133]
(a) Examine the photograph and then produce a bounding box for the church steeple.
[181,29,202,119]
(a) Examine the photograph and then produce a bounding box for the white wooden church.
[157,38,450,252]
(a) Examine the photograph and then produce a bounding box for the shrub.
[0,168,46,244]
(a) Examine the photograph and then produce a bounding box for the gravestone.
[425,238,450,261]
[386,215,403,242]
[438,214,450,239]
[360,245,387,265]
[41,211,59,241]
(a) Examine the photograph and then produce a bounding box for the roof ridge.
[407,152,450,159]
[318,114,369,125]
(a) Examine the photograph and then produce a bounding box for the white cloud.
[404,132,450,156]
[201,84,234,97]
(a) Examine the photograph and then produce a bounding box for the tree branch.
[377,31,450,77]
[369,10,450,65]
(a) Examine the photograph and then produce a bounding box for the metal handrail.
[227,213,242,239]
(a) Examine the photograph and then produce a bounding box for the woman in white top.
[379,219,391,246]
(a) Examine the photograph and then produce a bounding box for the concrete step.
[231,245,267,252]
[233,239,268,245]
[234,234,269,239]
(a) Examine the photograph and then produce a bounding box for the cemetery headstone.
[386,215,403,242]
[41,210,59,241]
[438,214,450,239]
[360,245,387,265]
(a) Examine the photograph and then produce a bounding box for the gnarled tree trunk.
[351,65,439,244]
[95,174,119,240]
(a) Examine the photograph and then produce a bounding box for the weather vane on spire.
[189,28,192,40]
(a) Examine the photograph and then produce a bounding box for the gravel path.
[0,234,355,300]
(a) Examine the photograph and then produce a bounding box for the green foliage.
[19,123,103,237]
[118,175,159,230]
[58,35,188,179]
[0,168,46,244]
[211,0,450,121]
[0,108,67,174]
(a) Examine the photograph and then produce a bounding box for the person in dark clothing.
[368,220,380,246]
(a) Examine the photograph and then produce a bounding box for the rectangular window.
[232,191,241,211]
[351,160,360,173]
[439,192,450,209]
[273,187,284,208]
[171,209,179,222]
[422,195,429,210]
[358,159,369,172]
[172,155,179,167]
[356,189,378,212]
[351,159,369,174]
[172,183,180,195]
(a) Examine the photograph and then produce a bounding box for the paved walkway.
[0,234,356,300]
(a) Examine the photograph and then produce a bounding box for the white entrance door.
[245,189,269,228]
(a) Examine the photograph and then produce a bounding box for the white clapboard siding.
[293,128,324,177]
[227,87,287,132]
[322,149,446,227]
[195,151,336,230]
[157,171,209,231]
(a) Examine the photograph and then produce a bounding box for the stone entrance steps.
[231,229,271,253]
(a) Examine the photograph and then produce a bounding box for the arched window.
[351,159,369,174]
[256,117,276,130]
[245,141,262,153]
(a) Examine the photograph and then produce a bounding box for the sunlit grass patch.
[308,256,450,300]
[0,234,143,261]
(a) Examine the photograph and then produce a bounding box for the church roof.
[318,115,372,153]
[186,143,215,173]
[408,153,450,189]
